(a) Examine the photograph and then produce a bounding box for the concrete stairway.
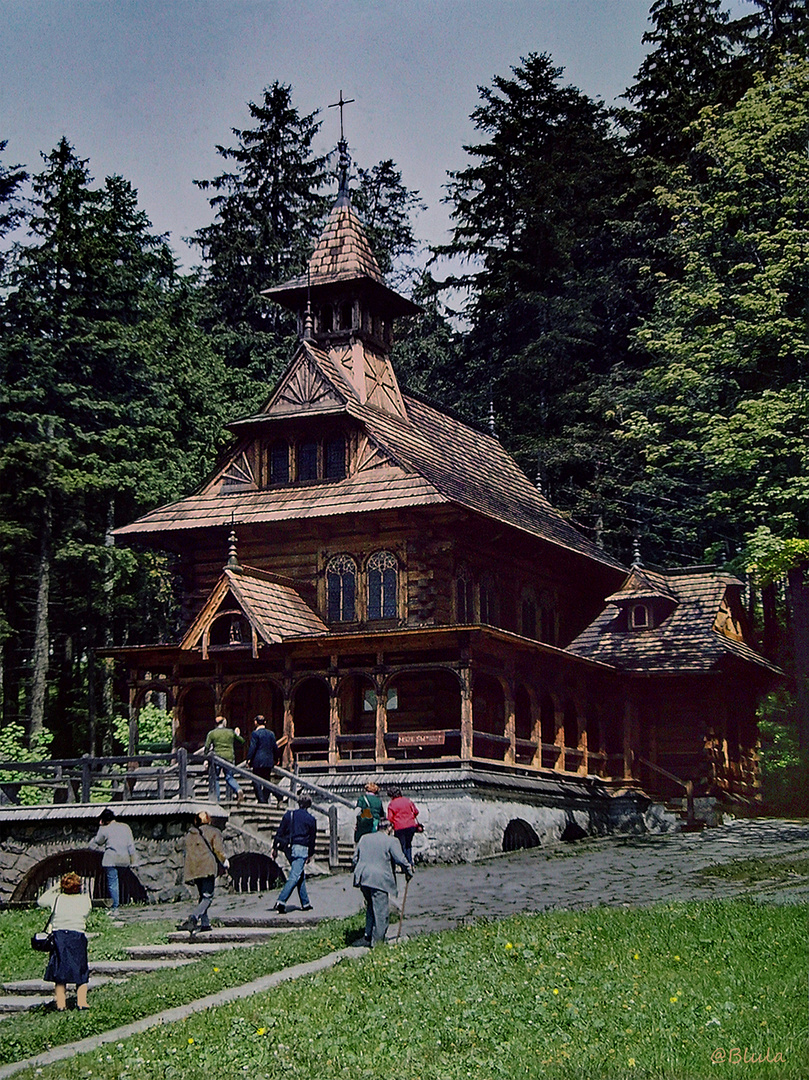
[228,802,355,870]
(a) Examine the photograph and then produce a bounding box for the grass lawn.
[0,905,364,1067]
[3,898,805,1080]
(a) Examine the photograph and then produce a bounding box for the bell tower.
[263,103,418,417]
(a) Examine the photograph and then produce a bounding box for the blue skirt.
[45,930,89,986]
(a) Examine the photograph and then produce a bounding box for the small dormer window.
[631,604,650,629]
[298,441,318,482]
[325,437,346,479]
[269,441,290,485]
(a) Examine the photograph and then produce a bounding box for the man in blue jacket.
[272,795,318,913]
[246,715,278,803]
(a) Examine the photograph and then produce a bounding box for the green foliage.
[352,158,424,285]
[0,138,239,752]
[10,901,806,1080]
[746,527,809,587]
[111,702,173,752]
[756,687,809,814]
[615,56,809,562]
[0,910,362,1068]
[0,721,52,804]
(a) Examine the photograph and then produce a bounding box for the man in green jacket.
[202,715,244,803]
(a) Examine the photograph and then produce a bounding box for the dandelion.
[633,953,640,960]
[553,988,559,995]
[505,942,513,950]
[629,1059,636,1068]
[669,996,678,1004]
[213,966,220,972]
[257,1027,267,1036]
[188,1038,194,1044]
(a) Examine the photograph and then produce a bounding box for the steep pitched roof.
[115,348,622,573]
[275,200,384,290]
[566,567,780,675]
[180,565,327,656]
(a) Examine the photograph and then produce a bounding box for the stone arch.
[228,852,285,894]
[177,683,216,750]
[11,849,147,905]
[503,818,540,852]
[472,671,507,761]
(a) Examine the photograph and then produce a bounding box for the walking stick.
[396,875,410,943]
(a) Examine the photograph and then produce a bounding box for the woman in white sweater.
[38,871,92,1010]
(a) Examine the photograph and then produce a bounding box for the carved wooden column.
[328,674,340,768]
[460,666,473,760]
[374,676,388,762]
[504,684,516,766]
[554,700,565,771]
[282,682,294,768]
[578,714,588,776]
[623,698,635,780]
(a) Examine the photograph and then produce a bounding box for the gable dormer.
[604,568,678,632]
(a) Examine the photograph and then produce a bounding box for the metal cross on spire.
[329,91,355,203]
[328,90,355,141]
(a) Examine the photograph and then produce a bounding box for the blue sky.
[1,0,750,270]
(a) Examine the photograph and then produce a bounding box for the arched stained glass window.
[367,550,398,621]
[327,555,356,622]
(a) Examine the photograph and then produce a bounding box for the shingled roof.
[115,346,623,574]
[181,565,328,653]
[566,566,780,675]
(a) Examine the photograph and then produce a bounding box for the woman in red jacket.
[386,787,420,866]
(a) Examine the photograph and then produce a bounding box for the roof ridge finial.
[226,522,241,571]
[632,535,643,568]
[329,90,355,205]
[488,399,496,438]
[303,264,314,341]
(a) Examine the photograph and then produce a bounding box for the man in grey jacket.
[352,822,412,947]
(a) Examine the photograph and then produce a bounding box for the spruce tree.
[0,139,237,751]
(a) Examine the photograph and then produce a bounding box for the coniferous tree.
[435,53,633,546]
[191,82,331,386]
[0,139,238,751]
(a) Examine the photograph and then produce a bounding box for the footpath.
[1,817,807,1077]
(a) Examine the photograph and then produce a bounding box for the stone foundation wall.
[0,806,285,905]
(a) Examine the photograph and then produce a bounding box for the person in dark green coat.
[354,781,384,842]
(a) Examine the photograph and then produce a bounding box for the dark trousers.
[252,766,275,803]
[360,885,390,946]
[190,875,215,927]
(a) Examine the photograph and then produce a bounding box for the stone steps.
[0,911,333,1014]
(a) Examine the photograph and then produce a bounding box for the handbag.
[31,896,58,951]
[415,822,424,833]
